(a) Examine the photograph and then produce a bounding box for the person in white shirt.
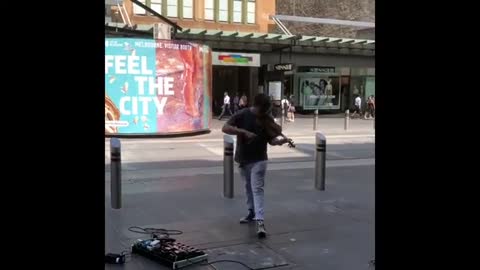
[281,96,290,121]
[352,95,363,118]
[218,92,233,120]
[288,95,296,122]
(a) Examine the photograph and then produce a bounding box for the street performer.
[222,93,293,238]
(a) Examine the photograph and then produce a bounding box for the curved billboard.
[105,38,212,135]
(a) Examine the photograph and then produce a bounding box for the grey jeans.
[239,160,268,221]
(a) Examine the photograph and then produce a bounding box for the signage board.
[105,38,212,135]
[212,51,260,67]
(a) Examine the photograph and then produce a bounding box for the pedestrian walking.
[281,95,290,121]
[352,95,363,119]
[222,93,293,238]
[288,95,296,122]
[233,93,240,114]
[239,93,248,109]
[366,95,375,119]
[218,92,233,120]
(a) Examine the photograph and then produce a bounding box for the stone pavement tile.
[105,255,214,270]
[105,158,375,184]
[106,166,374,270]
[264,225,375,270]
[261,205,374,270]
[204,242,289,270]
[211,117,373,134]
[104,117,374,144]
[105,166,374,226]
[106,203,373,270]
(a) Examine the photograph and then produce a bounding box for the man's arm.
[269,136,290,146]
[222,123,247,136]
[223,122,257,140]
[222,111,255,138]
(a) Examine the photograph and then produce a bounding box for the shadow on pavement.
[105,152,375,270]
[105,142,375,172]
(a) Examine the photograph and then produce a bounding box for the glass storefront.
[349,68,375,111]
[292,66,375,112]
[297,74,341,110]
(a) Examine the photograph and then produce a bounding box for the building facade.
[274,0,375,39]
[260,53,374,113]
[106,0,375,114]
[119,0,275,33]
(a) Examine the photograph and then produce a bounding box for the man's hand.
[269,137,291,146]
[242,130,257,140]
[279,137,292,145]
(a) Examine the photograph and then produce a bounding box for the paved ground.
[210,116,374,138]
[105,118,375,270]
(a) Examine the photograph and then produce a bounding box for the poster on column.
[105,38,212,135]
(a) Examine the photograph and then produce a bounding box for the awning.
[105,23,375,56]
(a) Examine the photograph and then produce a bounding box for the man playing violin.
[222,93,293,238]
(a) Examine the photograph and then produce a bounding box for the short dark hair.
[253,93,272,114]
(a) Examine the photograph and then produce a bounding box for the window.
[247,0,256,24]
[218,0,228,22]
[133,0,163,15]
[133,0,147,15]
[167,0,178,17]
[183,0,193,19]
[233,0,242,23]
[133,0,196,19]
[151,0,162,14]
[205,0,214,20]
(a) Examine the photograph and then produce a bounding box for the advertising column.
[105,38,212,135]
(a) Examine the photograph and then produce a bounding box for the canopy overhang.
[105,24,375,56]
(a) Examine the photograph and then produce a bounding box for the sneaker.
[239,210,255,224]
[256,221,267,238]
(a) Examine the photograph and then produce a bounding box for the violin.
[257,114,295,148]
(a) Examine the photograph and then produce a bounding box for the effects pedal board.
[132,238,208,269]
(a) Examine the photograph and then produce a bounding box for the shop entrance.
[284,74,294,99]
[212,66,258,116]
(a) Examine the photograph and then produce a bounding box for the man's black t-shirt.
[226,108,276,165]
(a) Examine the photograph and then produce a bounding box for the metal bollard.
[344,109,350,131]
[223,135,235,198]
[314,133,326,190]
[313,109,318,130]
[281,108,285,127]
[110,137,122,209]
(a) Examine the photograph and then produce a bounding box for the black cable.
[128,226,183,235]
[121,250,132,257]
[105,249,132,264]
[206,259,254,270]
[207,261,286,270]
[180,258,254,270]
[128,226,183,239]
[128,226,254,270]
[121,250,133,263]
